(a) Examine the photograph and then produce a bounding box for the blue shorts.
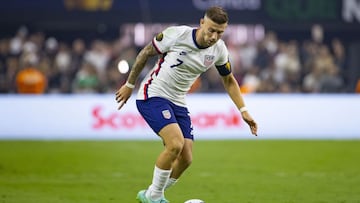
[136,97,194,140]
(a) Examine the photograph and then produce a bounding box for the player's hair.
[204,6,228,24]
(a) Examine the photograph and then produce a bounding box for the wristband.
[239,106,248,113]
[125,81,135,89]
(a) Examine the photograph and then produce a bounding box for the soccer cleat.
[136,190,169,203]
[161,197,169,203]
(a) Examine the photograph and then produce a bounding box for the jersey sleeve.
[215,42,232,76]
[152,26,180,54]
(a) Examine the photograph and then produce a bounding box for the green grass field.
[1,140,360,203]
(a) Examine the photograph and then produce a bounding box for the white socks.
[146,166,172,201]
[165,177,178,190]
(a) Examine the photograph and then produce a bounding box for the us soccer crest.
[204,55,214,66]
[162,110,171,119]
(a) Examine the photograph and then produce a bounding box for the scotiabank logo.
[92,106,243,130]
[92,106,147,129]
[191,109,243,128]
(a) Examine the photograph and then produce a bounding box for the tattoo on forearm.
[127,43,158,84]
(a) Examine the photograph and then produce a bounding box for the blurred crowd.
[226,30,351,94]
[0,26,358,94]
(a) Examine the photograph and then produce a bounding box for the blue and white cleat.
[136,190,169,203]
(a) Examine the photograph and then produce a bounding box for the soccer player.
[115,6,258,203]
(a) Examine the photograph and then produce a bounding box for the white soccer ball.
[184,199,205,203]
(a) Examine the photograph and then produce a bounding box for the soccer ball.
[184,199,205,203]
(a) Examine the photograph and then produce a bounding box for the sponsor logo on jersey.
[204,55,214,66]
[162,110,171,119]
[156,32,164,41]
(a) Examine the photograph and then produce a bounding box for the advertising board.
[0,94,359,140]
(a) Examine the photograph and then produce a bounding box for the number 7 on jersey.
[170,59,183,68]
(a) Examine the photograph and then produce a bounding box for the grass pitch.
[0,140,360,203]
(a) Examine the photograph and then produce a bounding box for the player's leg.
[156,123,185,169]
[165,104,194,190]
[144,123,184,202]
[136,98,185,202]
[165,138,193,189]
[170,138,193,178]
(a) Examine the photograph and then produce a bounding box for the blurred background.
[1,2,360,202]
[1,0,360,95]
[1,0,360,140]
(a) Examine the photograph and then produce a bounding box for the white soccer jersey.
[137,25,231,107]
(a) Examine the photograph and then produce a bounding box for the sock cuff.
[154,165,172,174]
[168,178,178,183]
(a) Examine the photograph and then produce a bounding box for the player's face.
[199,17,227,47]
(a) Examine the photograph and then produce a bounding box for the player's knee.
[183,151,193,167]
[166,138,184,157]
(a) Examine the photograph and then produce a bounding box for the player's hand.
[241,111,258,136]
[115,84,133,110]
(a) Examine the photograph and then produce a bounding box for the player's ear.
[200,18,204,26]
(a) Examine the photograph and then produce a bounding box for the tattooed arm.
[126,42,159,85]
[115,42,159,110]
